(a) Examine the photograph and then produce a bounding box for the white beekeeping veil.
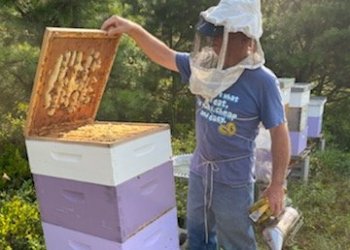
[189,0,265,103]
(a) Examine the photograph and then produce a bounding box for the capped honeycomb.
[57,123,159,143]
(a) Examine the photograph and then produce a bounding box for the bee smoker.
[249,198,303,250]
[262,207,303,250]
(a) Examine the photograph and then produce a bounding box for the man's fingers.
[106,27,123,36]
[101,16,118,31]
[267,195,283,217]
[271,199,284,217]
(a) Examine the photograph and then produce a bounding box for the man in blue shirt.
[102,0,291,249]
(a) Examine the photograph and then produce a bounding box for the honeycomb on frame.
[25,27,121,137]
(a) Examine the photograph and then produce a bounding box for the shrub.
[0,180,44,250]
[0,102,30,191]
[0,142,31,191]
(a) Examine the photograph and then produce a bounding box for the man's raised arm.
[101,15,178,72]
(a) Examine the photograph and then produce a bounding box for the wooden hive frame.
[25,27,121,138]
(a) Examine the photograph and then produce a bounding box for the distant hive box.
[289,83,312,108]
[307,96,327,138]
[278,78,295,105]
[289,126,308,156]
[24,27,178,248]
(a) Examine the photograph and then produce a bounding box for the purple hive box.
[42,207,180,250]
[34,161,176,243]
[307,116,323,138]
[289,127,308,156]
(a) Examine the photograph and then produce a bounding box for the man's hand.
[262,183,285,217]
[101,15,136,36]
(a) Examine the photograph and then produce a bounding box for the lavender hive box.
[308,96,327,117]
[289,127,308,156]
[307,96,327,138]
[33,161,176,243]
[307,116,323,138]
[42,207,180,250]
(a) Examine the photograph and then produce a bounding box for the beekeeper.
[102,0,291,249]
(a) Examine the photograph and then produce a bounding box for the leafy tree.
[262,0,350,102]
[323,96,350,150]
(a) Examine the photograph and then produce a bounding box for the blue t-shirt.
[176,52,286,185]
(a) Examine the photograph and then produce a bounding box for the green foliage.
[285,149,350,250]
[0,102,27,143]
[0,103,30,191]
[262,0,350,101]
[311,148,350,176]
[323,97,350,150]
[0,180,44,250]
[0,43,39,114]
[0,142,30,191]
[171,129,196,155]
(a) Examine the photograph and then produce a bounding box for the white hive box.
[278,78,295,105]
[24,28,172,186]
[289,83,312,107]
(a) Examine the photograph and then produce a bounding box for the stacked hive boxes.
[24,28,179,250]
[255,78,327,182]
[287,83,312,156]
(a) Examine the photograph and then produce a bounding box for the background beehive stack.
[255,78,327,183]
[288,83,312,156]
[24,27,180,250]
